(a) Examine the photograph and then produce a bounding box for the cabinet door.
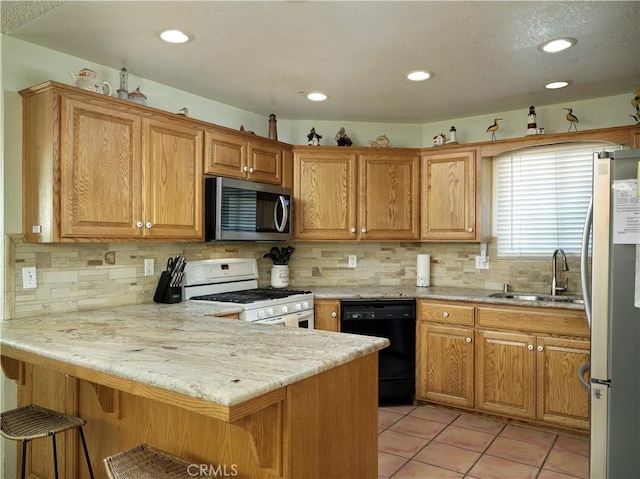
[536,336,590,430]
[293,152,357,240]
[417,323,474,407]
[247,140,282,185]
[314,299,340,332]
[422,150,477,240]
[476,330,536,419]
[204,129,247,179]
[358,153,420,240]
[142,117,203,240]
[19,363,79,479]
[60,95,142,238]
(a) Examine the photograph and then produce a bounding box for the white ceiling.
[3,1,639,124]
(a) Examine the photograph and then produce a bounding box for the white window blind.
[494,143,622,256]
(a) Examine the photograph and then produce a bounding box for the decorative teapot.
[69,69,112,96]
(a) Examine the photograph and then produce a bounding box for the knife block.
[153,271,182,304]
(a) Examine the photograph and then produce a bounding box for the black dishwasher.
[340,299,416,405]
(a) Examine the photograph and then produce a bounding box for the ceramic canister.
[271,265,289,288]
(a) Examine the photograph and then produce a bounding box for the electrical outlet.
[22,267,37,289]
[348,255,357,268]
[475,255,490,270]
[144,258,154,276]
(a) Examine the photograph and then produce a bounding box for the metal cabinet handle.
[350,227,356,233]
[145,222,152,229]
[465,337,472,343]
[331,312,337,318]
[442,311,449,318]
[528,344,534,350]
[136,221,143,228]
[467,227,474,233]
[249,167,255,173]
[361,228,367,233]
[243,166,249,172]
[537,345,544,352]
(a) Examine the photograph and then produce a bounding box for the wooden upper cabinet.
[204,129,283,185]
[60,95,142,239]
[142,117,203,239]
[421,149,478,241]
[293,147,419,241]
[293,150,357,240]
[358,153,420,240]
[20,82,204,242]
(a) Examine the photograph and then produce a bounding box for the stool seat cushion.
[104,444,192,479]
[1,404,86,440]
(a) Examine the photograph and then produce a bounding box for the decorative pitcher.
[69,69,112,96]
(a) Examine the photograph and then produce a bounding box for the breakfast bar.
[1,304,389,479]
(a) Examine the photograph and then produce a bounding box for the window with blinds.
[494,143,622,256]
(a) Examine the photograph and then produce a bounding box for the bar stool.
[104,444,192,479]
[0,403,95,479]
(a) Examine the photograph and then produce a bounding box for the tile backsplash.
[6,235,584,319]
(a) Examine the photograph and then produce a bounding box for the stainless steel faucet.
[551,249,569,295]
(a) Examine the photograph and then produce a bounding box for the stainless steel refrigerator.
[581,149,640,478]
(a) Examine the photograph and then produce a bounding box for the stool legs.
[18,430,95,479]
[79,427,95,479]
[20,440,27,479]
[51,434,59,479]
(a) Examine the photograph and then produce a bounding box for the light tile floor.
[378,405,589,479]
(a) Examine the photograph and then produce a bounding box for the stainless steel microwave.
[205,177,292,241]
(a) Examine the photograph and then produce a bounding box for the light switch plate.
[348,255,357,268]
[22,267,37,289]
[144,258,154,276]
[475,256,490,270]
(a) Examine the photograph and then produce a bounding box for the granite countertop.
[310,286,585,310]
[0,303,389,407]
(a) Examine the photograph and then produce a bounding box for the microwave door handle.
[274,195,289,232]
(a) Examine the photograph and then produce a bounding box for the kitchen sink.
[488,292,584,305]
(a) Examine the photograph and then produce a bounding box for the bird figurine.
[368,135,391,147]
[631,113,640,125]
[486,119,502,141]
[564,108,579,132]
[631,86,640,110]
[177,107,189,117]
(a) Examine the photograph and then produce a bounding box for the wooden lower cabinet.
[416,323,474,408]
[416,300,590,432]
[475,330,536,420]
[536,336,591,430]
[314,299,340,332]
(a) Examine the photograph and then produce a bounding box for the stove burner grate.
[190,288,312,304]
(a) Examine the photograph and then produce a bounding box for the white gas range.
[183,258,314,328]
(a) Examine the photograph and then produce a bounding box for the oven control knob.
[302,301,309,309]
[267,308,274,316]
[281,305,289,313]
[258,309,267,319]
[295,303,302,311]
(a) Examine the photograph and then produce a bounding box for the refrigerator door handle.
[577,361,591,392]
[581,196,593,329]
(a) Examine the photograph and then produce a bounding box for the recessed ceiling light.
[407,71,431,81]
[307,92,327,102]
[159,29,192,44]
[545,81,570,89]
[538,37,577,53]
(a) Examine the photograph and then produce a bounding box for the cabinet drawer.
[477,306,589,337]
[419,300,475,326]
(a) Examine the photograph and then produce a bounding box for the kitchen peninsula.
[0,303,388,479]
